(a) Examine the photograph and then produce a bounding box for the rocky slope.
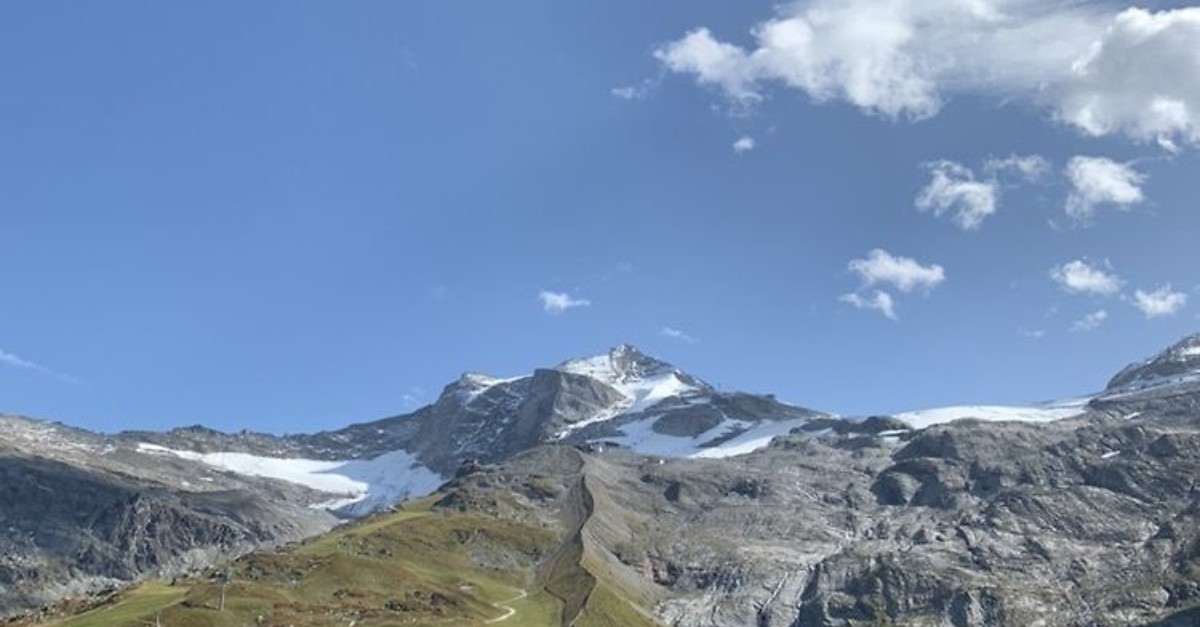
[6,336,1200,624]
[27,405,1200,626]
[0,345,828,617]
[434,411,1200,626]
[0,440,335,616]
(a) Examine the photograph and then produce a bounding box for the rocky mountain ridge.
[5,336,1200,624]
[0,344,828,617]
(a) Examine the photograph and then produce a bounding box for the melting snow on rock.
[136,443,443,515]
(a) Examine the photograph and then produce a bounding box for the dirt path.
[484,589,528,624]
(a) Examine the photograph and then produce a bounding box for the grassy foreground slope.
[24,447,667,627]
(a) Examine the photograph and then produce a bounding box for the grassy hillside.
[31,496,563,627]
[24,451,670,627]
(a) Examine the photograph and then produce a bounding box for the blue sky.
[2,1,1199,433]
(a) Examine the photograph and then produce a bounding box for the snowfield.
[137,443,443,515]
[893,399,1089,430]
[599,414,818,459]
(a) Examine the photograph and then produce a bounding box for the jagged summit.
[556,344,711,390]
[439,345,712,410]
[1106,332,1200,392]
[557,343,671,378]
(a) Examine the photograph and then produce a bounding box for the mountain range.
[4,335,1200,625]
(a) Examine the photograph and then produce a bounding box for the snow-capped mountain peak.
[558,344,666,382]
[550,344,716,431]
[556,344,710,389]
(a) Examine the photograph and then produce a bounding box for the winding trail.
[485,588,528,624]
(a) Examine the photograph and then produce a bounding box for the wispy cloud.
[915,161,998,231]
[1132,285,1188,318]
[611,78,658,101]
[840,291,897,320]
[732,136,756,154]
[1070,309,1109,332]
[1017,328,1046,339]
[600,261,635,282]
[659,326,699,343]
[982,154,1051,181]
[916,155,1050,231]
[539,290,591,315]
[0,348,76,383]
[1050,259,1124,296]
[400,386,426,410]
[1064,156,1146,221]
[611,85,646,101]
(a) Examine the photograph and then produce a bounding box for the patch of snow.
[601,415,813,459]
[556,372,704,438]
[1101,450,1121,459]
[557,354,617,381]
[625,372,701,414]
[693,420,818,459]
[1179,345,1200,358]
[893,403,1086,430]
[136,443,443,516]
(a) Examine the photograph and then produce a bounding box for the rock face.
[441,407,1200,626]
[0,448,333,616]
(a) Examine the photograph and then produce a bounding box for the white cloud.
[848,249,945,293]
[1132,284,1188,318]
[840,291,897,320]
[660,327,699,343]
[1070,309,1109,332]
[915,161,998,230]
[1056,8,1200,145]
[1064,156,1146,220]
[1017,328,1046,339]
[655,28,761,106]
[732,136,756,153]
[656,3,1200,145]
[538,291,591,314]
[915,155,1051,230]
[1050,259,1124,296]
[982,154,1052,181]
